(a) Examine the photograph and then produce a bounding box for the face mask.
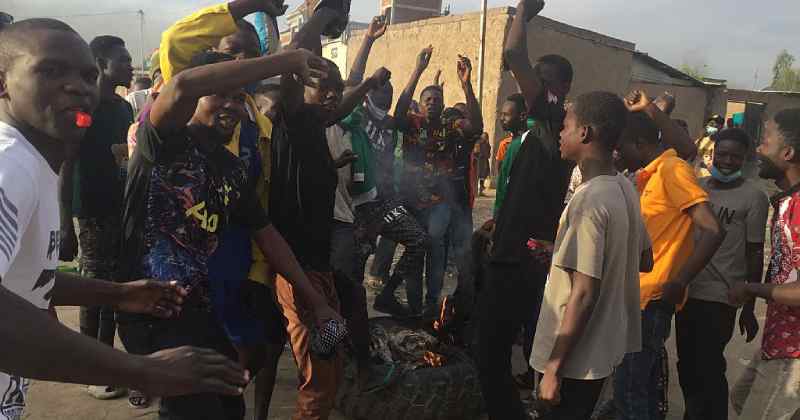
[711,165,742,183]
[706,126,719,136]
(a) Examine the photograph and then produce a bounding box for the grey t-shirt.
[689,178,769,305]
[532,174,650,380]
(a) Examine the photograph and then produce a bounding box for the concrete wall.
[629,82,710,138]
[726,89,800,122]
[346,8,513,153]
[346,7,638,171]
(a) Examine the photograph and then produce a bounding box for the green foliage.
[771,50,800,92]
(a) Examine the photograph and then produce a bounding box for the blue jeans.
[423,202,473,307]
[615,300,674,420]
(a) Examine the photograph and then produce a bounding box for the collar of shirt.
[636,148,677,193]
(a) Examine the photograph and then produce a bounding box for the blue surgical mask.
[706,126,719,136]
[711,165,742,183]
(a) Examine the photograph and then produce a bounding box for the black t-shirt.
[269,105,338,271]
[74,95,132,217]
[491,94,573,264]
[118,120,269,293]
[451,133,479,207]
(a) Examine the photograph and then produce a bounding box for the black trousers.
[675,298,737,420]
[118,305,244,420]
[540,377,606,420]
[474,261,547,420]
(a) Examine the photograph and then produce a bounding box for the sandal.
[128,390,150,409]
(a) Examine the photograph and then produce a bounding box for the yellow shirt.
[159,3,275,284]
[636,149,708,309]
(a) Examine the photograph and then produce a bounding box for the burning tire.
[335,317,484,420]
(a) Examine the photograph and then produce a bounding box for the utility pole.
[138,10,145,73]
[753,69,759,90]
[477,0,487,106]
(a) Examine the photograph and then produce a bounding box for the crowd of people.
[1,0,800,419]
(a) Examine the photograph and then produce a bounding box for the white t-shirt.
[327,125,355,224]
[0,121,59,420]
[532,174,649,380]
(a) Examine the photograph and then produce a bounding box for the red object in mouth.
[75,111,92,128]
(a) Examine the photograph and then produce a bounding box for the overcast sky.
[6,0,799,89]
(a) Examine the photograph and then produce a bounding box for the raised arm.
[503,0,546,114]
[395,46,433,129]
[160,0,271,82]
[346,15,387,87]
[280,7,341,115]
[151,49,327,135]
[334,67,391,123]
[625,90,696,161]
[457,55,484,137]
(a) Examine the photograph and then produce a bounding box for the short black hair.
[622,111,660,145]
[89,35,126,60]
[774,108,800,150]
[537,54,573,84]
[420,84,443,98]
[188,50,234,69]
[572,91,628,151]
[714,128,750,150]
[0,18,77,70]
[442,107,464,124]
[505,93,526,114]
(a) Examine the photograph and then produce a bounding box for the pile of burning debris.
[369,296,464,370]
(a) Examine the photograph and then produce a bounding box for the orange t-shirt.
[495,136,513,163]
[636,149,708,309]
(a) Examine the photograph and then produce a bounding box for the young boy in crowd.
[676,128,768,420]
[614,104,724,420]
[58,34,134,400]
[532,91,652,420]
[475,0,574,418]
[154,2,304,416]
[727,108,800,419]
[116,43,339,419]
[0,18,251,419]
[268,5,359,418]
[493,93,529,216]
[392,45,483,316]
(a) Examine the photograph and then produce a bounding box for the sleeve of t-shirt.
[662,159,709,211]
[236,185,271,233]
[746,188,770,243]
[553,208,606,280]
[135,119,188,164]
[0,157,37,279]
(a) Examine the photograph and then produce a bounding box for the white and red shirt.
[763,187,800,360]
[0,121,59,419]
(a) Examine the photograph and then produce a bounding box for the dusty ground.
[22,190,766,419]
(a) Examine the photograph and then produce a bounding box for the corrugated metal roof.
[631,52,706,87]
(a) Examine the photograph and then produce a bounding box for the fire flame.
[432,296,449,332]
[423,351,446,367]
